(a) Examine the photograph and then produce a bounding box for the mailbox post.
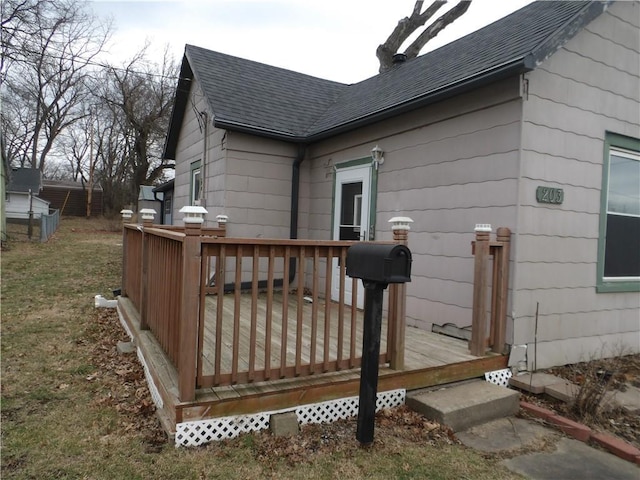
[346,243,411,445]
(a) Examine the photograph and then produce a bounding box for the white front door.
[332,163,372,308]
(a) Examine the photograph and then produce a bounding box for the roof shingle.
[164,0,610,157]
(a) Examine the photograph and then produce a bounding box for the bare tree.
[377,0,471,73]
[1,0,110,171]
[98,45,177,208]
[0,0,45,85]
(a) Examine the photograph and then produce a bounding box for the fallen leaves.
[88,308,167,452]
[235,405,458,469]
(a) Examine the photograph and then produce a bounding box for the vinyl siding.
[172,82,226,222]
[224,131,297,239]
[306,77,523,331]
[515,1,640,368]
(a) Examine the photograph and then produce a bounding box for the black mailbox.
[346,243,412,284]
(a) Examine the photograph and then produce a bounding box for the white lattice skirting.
[175,388,406,447]
[485,368,512,387]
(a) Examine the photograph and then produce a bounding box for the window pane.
[340,182,362,225]
[608,153,640,216]
[604,213,640,277]
[339,182,362,241]
[192,169,201,204]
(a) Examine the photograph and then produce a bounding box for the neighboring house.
[6,168,50,221]
[137,185,162,217]
[153,179,174,225]
[40,179,104,217]
[163,1,640,369]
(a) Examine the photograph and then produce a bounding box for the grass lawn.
[1,217,524,479]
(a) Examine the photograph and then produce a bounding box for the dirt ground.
[520,355,640,450]
[92,307,640,460]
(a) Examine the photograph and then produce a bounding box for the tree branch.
[403,0,471,59]
[377,0,447,72]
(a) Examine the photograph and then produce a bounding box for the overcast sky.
[90,0,533,84]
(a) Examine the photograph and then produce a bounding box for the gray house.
[163,1,640,370]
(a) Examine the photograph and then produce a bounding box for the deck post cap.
[139,208,157,221]
[389,217,414,231]
[180,205,208,224]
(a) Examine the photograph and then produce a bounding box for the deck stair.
[406,379,520,432]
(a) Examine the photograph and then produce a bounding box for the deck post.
[492,227,511,354]
[388,217,413,370]
[470,224,491,356]
[139,209,156,330]
[216,214,228,232]
[120,209,133,298]
[178,206,207,402]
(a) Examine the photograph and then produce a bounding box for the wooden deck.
[201,293,478,375]
[117,293,507,432]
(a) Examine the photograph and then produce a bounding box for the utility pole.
[86,106,95,218]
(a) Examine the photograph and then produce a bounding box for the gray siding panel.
[307,78,523,329]
[515,1,640,366]
[223,132,296,238]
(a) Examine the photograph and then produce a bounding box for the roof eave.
[527,1,612,68]
[162,55,194,160]
[213,118,307,144]
[306,58,533,142]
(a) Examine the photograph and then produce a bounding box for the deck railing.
[120,216,408,402]
[200,239,373,388]
[470,226,511,356]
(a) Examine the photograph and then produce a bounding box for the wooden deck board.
[201,293,453,379]
[118,293,504,430]
[198,291,480,389]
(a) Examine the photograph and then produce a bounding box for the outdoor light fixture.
[120,209,133,221]
[389,217,414,232]
[474,223,493,233]
[180,205,208,224]
[139,208,157,223]
[371,144,384,167]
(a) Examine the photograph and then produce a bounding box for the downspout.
[289,144,307,282]
[220,143,306,292]
[199,111,208,208]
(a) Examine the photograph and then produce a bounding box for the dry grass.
[1,217,525,480]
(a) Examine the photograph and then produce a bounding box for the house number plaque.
[536,186,564,204]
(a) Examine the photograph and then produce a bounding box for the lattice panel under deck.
[485,368,512,387]
[175,389,406,447]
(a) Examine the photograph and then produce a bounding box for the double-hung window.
[597,132,640,292]
[190,160,202,206]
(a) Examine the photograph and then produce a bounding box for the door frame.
[331,157,379,307]
[331,157,378,242]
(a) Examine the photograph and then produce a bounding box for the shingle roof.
[164,1,610,157]
[186,47,346,138]
[8,168,41,193]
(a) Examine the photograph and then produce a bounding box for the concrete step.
[406,380,520,432]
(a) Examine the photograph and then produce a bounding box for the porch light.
[139,208,157,222]
[474,224,492,233]
[216,214,228,225]
[120,209,134,221]
[389,217,414,231]
[180,205,208,224]
[371,144,384,167]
